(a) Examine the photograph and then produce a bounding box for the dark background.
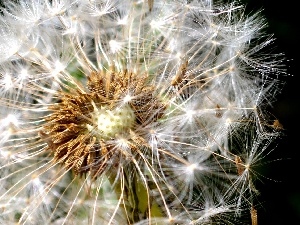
[1,0,298,224]
[237,0,299,224]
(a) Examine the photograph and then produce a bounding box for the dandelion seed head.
[186,163,197,174]
[52,60,65,74]
[109,40,122,54]
[3,114,19,127]
[186,109,195,118]
[0,0,286,224]
[175,52,182,59]
[123,94,133,103]
[31,176,41,187]
[117,15,129,25]
[225,118,232,126]
[19,69,28,80]
[115,137,130,150]
[150,19,161,30]
[3,74,13,90]
[63,26,77,35]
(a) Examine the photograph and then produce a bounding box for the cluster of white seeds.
[0,0,285,224]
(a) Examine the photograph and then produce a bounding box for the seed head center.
[88,105,135,140]
[41,69,166,177]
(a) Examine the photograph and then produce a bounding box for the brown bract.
[40,69,166,178]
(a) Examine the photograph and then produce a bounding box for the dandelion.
[0,0,285,224]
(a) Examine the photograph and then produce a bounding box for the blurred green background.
[1,0,298,224]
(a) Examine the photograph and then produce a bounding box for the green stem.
[108,166,164,224]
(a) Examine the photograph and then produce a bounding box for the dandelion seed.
[148,0,154,12]
[272,119,283,130]
[171,60,188,86]
[235,155,245,176]
[251,206,258,225]
[215,104,222,118]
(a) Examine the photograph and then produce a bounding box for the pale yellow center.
[88,105,135,139]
